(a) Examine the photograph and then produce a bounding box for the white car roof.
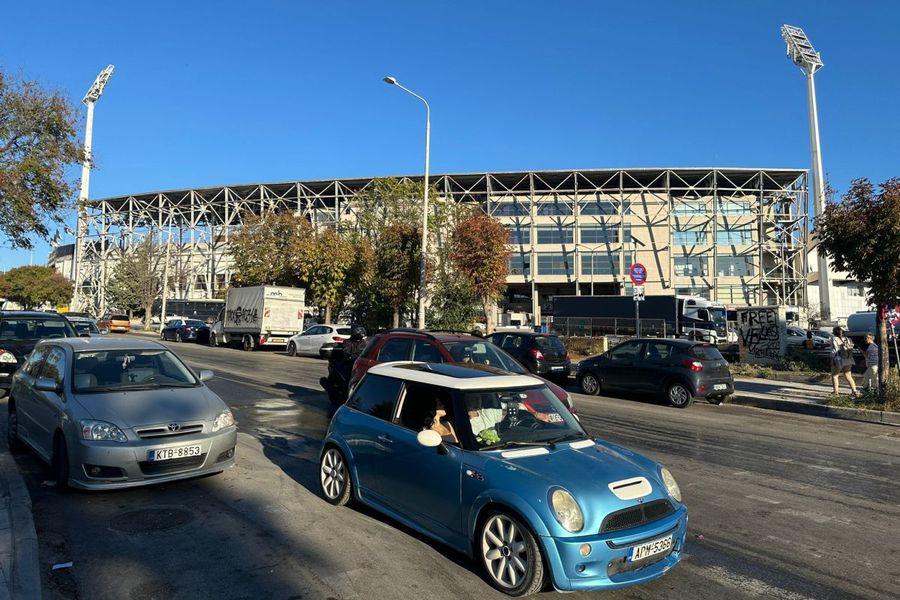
[367,361,543,391]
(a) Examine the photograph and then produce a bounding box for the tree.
[450,212,510,334]
[376,223,422,328]
[818,178,900,394]
[0,70,83,249]
[105,234,165,327]
[0,266,73,309]
[300,228,356,323]
[426,268,481,331]
[229,212,314,287]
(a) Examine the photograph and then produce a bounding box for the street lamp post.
[781,25,830,322]
[384,76,430,330]
[71,65,114,313]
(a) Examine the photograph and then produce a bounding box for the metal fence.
[549,317,671,338]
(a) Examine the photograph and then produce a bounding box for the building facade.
[69,168,809,322]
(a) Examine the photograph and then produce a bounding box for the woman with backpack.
[830,326,858,397]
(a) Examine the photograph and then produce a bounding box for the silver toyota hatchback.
[6,337,237,490]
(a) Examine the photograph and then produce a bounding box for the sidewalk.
[730,377,900,427]
[0,424,41,600]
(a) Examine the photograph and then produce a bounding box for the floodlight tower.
[781,25,830,322]
[71,65,114,312]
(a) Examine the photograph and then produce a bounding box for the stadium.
[57,167,809,323]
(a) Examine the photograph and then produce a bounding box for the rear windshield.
[337,328,352,336]
[111,315,129,321]
[185,320,205,327]
[534,336,566,352]
[0,317,75,341]
[690,345,724,360]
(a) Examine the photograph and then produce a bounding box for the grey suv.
[576,338,734,408]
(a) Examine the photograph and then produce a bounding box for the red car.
[350,329,575,413]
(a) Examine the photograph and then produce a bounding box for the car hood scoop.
[74,387,214,429]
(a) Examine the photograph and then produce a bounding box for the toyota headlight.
[660,467,682,503]
[80,420,127,442]
[550,488,584,532]
[212,410,235,432]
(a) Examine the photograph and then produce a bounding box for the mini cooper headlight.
[80,420,127,442]
[212,410,235,432]
[550,488,584,532]
[660,467,682,503]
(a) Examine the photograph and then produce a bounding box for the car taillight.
[0,349,17,364]
[683,359,704,372]
[260,335,267,345]
[529,347,544,361]
[333,336,346,342]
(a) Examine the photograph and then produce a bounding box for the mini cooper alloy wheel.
[320,447,351,505]
[479,512,545,595]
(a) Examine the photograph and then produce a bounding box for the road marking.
[698,565,819,600]
[732,470,751,476]
[776,507,851,526]
[745,495,781,505]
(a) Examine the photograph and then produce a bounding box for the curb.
[0,444,41,600]
[726,393,900,427]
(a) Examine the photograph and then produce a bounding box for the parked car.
[287,324,352,358]
[349,329,575,412]
[98,313,131,333]
[488,331,572,383]
[64,312,96,321]
[785,327,828,349]
[1,311,78,395]
[6,337,237,490]
[576,338,734,408]
[151,313,186,326]
[321,362,687,595]
[64,315,105,338]
[160,319,210,343]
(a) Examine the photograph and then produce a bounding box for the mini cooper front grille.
[136,424,204,439]
[600,499,675,534]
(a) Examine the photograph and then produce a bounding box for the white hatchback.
[286,324,352,358]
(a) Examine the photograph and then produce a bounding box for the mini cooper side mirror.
[198,369,214,382]
[416,429,442,448]
[34,377,60,393]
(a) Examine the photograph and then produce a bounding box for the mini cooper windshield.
[464,385,586,450]
[72,349,199,392]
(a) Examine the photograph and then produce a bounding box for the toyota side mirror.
[199,369,214,382]
[34,378,60,393]
[416,429,442,448]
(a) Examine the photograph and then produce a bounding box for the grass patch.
[825,372,900,413]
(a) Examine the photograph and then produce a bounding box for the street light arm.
[392,82,431,115]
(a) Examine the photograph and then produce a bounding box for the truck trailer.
[210,285,306,351]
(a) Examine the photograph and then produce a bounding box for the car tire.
[7,402,21,451]
[52,435,70,492]
[287,342,297,357]
[578,372,601,396]
[319,446,352,506]
[209,333,218,348]
[479,510,547,597]
[667,382,693,409]
[242,335,255,352]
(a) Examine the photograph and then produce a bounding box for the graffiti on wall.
[739,308,782,363]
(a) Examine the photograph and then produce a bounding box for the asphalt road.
[3,335,900,600]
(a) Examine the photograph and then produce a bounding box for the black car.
[160,318,210,343]
[576,338,734,408]
[0,311,77,394]
[488,330,571,383]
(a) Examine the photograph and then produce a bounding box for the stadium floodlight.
[72,65,115,312]
[781,24,830,321]
[383,76,431,330]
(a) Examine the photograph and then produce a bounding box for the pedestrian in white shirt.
[830,327,858,396]
[863,334,879,391]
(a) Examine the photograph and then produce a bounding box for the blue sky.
[1,0,898,269]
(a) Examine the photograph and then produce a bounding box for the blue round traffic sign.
[629,263,647,286]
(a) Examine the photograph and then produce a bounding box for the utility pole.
[71,65,114,312]
[782,25,830,322]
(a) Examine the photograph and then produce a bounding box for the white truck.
[209,285,305,351]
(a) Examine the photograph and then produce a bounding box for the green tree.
[376,223,421,328]
[818,178,900,394]
[228,212,314,286]
[106,234,164,327]
[450,212,510,334]
[0,265,72,309]
[300,228,356,323]
[426,269,481,331]
[0,70,83,249]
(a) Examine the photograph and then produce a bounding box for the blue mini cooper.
[319,362,687,595]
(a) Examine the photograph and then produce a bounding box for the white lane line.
[745,494,782,505]
[697,565,819,600]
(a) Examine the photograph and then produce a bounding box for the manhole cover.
[110,508,194,534]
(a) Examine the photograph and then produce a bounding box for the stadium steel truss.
[73,168,808,318]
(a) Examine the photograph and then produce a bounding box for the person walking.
[830,326,858,396]
[863,333,879,392]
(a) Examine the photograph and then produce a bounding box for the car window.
[73,349,198,392]
[644,342,674,361]
[377,338,413,362]
[690,345,725,360]
[0,317,75,340]
[25,345,51,376]
[337,327,352,336]
[112,314,129,321]
[535,336,566,352]
[346,374,403,421]
[38,347,66,386]
[609,341,644,362]
[185,320,205,327]
[412,340,444,363]
[441,340,522,372]
[396,383,459,445]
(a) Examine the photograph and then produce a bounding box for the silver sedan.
[6,337,236,490]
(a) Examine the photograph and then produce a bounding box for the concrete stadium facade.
[67,168,809,322]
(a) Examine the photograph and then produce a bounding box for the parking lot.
[4,335,900,600]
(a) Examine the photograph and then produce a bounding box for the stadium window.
[535,201,573,216]
[672,201,706,216]
[675,286,711,300]
[508,253,531,276]
[536,252,573,276]
[579,199,621,216]
[674,255,708,277]
[719,200,752,216]
[581,252,633,275]
[717,284,755,305]
[506,225,530,245]
[580,224,622,244]
[673,225,707,245]
[536,225,574,244]
[492,202,529,217]
[716,224,754,245]
[716,255,754,277]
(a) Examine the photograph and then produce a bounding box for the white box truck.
[209,285,305,351]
